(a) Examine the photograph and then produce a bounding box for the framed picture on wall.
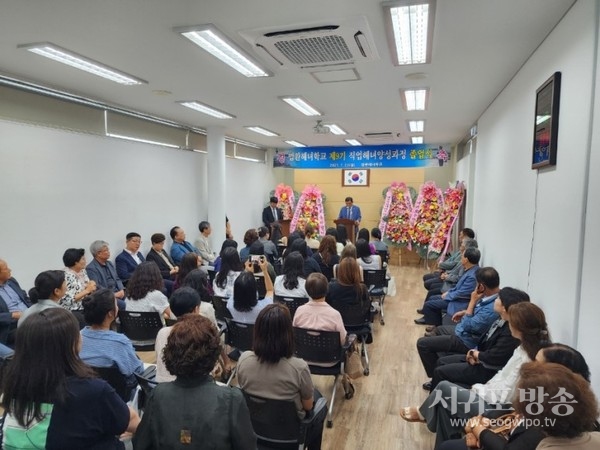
[532,72,561,169]
[342,169,370,187]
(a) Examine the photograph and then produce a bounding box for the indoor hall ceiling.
[0,0,576,148]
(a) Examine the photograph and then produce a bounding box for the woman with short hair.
[2,308,139,449]
[133,315,256,450]
[61,248,97,312]
[237,303,325,450]
[125,261,172,322]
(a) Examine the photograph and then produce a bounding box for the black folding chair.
[242,391,327,450]
[376,250,389,266]
[334,295,372,376]
[134,367,158,413]
[255,274,267,299]
[118,311,163,351]
[363,269,389,325]
[91,366,132,402]
[293,328,355,428]
[273,294,309,320]
[224,318,255,386]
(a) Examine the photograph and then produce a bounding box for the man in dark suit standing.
[262,196,283,243]
[115,232,145,284]
[0,258,31,344]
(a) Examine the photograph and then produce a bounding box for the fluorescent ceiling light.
[384,1,435,65]
[411,136,424,144]
[178,101,235,119]
[280,96,322,116]
[18,42,146,85]
[326,124,347,135]
[175,25,270,78]
[408,120,425,132]
[345,139,362,146]
[284,140,306,148]
[401,88,429,111]
[245,126,279,137]
[107,133,179,148]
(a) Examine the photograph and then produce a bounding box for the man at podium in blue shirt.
[338,196,362,226]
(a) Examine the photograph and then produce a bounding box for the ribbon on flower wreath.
[428,182,465,260]
[290,185,326,236]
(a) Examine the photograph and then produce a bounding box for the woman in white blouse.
[61,248,96,324]
[125,261,172,323]
[274,252,308,298]
[213,247,243,298]
[355,239,381,270]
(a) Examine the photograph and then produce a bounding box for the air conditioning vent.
[363,132,394,141]
[240,17,379,71]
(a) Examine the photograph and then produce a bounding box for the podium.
[334,218,357,244]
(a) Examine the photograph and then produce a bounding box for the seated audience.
[239,228,259,263]
[289,239,321,277]
[213,239,238,272]
[400,302,550,448]
[173,252,202,291]
[155,287,216,382]
[86,240,126,307]
[327,257,370,319]
[325,227,344,256]
[169,226,202,266]
[357,228,376,254]
[248,241,277,282]
[370,227,388,253]
[214,247,244,298]
[145,233,178,293]
[281,231,302,260]
[226,215,234,240]
[61,248,97,314]
[438,343,594,450]
[134,315,256,449]
[115,232,145,283]
[417,267,500,388]
[227,260,273,324]
[356,238,381,270]
[237,303,325,450]
[180,269,217,324]
[336,224,351,246]
[294,273,346,345]
[274,251,308,298]
[18,270,65,327]
[0,258,30,344]
[415,247,481,326]
[425,239,478,301]
[423,228,475,289]
[80,288,144,392]
[257,226,278,263]
[311,235,340,281]
[2,308,139,449]
[332,244,363,280]
[304,224,320,250]
[430,287,529,390]
[125,261,172,323]
[194,221,217,266]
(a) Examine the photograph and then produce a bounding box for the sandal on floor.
[400,406,426,423]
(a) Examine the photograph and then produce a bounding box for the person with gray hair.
[86,240,126,309]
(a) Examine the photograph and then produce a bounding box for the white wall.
[472,0,600,393]
[0,119,276,287]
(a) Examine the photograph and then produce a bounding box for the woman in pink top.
[293,273,346,344]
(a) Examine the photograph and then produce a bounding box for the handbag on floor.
[345,341,363,379]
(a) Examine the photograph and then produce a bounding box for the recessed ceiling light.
[18,42,146,85]
[284,140,306,148]
[326,124,347,135]
[407,120,425,132]
[175,24,270,78]
[411,136,424,144]
[280,96,322,116]
[245,126,279,137]
[384,1,436,65]
[401,88,429,111]
[178,101,235,119]
[345,139,362,146]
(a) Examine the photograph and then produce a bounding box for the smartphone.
[250,255,265,264]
